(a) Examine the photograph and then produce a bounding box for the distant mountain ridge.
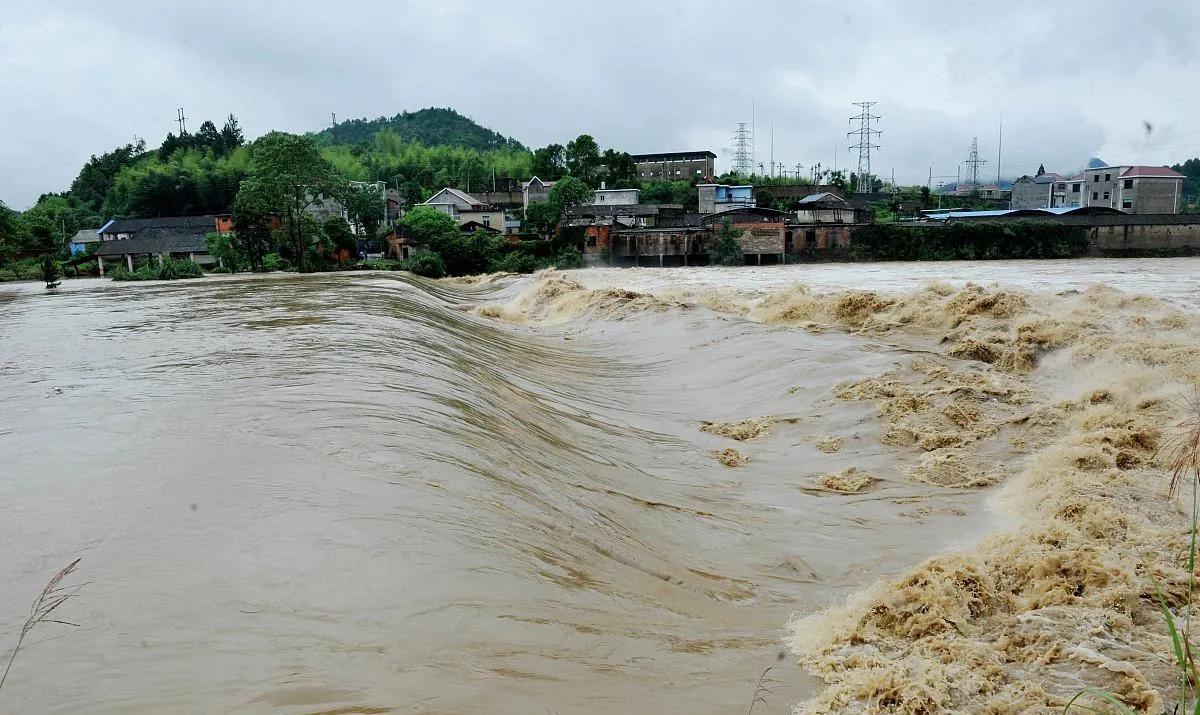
[313,107,526,153]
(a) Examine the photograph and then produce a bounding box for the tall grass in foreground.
[0,559,84,694]
[1066,391,1200,714]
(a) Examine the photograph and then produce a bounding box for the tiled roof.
[425,187,483,207]
[1120,165,1185,179]
[101,215,217,235]
[94,232,209,256]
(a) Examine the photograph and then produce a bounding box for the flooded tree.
[40,254,61,289]
[709,218,744,266]
[237,132,343,273]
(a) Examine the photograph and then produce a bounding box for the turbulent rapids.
[2,258,1199,714]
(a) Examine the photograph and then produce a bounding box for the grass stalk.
[0,559,84,694]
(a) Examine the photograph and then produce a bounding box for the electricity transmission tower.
[732,122,753,176]
[847,101,881,194]
[964,137,988,188]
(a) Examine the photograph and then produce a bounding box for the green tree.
[323,217,358,264]
[230,183,274,271]
[239,132,343,272]
[400,205,459,243]
[600,149,638,188]
[69,141,146,210]
[531,144,566,180]
[197,121,222,151]
[709,218,744,266]
[565,135,601,185]
[343,183,385,240]
[0,200,17,263]
[204,231,249,272]
[523,202,559,235]
[219,114,244,155]
[41,254,62,288]
[547,175,592,211]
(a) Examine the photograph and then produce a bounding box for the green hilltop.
[313,107,527,153]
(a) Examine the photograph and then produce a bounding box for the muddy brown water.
[1,259,1197,714]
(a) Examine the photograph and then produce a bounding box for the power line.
[848,101,881,194]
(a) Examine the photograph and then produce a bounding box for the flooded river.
[2,258,1199,714]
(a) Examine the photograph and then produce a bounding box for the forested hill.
[313,107,526,152]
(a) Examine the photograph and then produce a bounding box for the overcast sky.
[2,0,1199,209]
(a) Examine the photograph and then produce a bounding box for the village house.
[522,177,556,210]
[788,193,871,251]
[592,185,640,205]
[93,215,218,275]
[68,228,101,256]
[1012,164,1184,213]
[1011,172,1069,209]
[698,184,755,213]
[422,187,506,234]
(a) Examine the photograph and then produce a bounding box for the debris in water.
[819,467,875,493]
[714,448,750,467]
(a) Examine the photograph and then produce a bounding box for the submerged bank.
[2,258,1198,714]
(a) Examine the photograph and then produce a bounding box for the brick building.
[632,151,716,182]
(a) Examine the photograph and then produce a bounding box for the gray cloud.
[2,0,1198,208]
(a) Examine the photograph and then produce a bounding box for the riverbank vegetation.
[850,221,1090,261]
[109,258,205,281]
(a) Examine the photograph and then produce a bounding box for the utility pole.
[996,114,1003,184]
[732,123,753,176]
[769,123,774,179]
[795,162,803,181]
[331,112,337,129]
[751,98,756,177]
[176,107,188,134]
[848,101,881,194]
[964,137,987,189]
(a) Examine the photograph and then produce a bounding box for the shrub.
[262,253,290,272]
[110,258,205,281]
[849,221,1090,261]
[0,257,44,282]
[492,251,541,274]
[398,252,447,278]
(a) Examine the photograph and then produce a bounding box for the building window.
[1056,183,1065,190]
[1123,179,1133,189]
[1094,174,1101,182]
[482,215,491,227]
[1092,191,1099,200]
[1122,198,1132,209]
[586,235,597,247]
[1072,183,1081,193]
[1103,191,1109,200]
[1104,173,1111,182]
